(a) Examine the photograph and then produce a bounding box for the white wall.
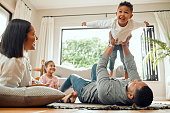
[0,0,17,13]
[0,0,37,36]
[19,0,38,65]
[30,2,170,101]
[0,0,37,30]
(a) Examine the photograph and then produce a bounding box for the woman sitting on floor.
[0,19,77,103]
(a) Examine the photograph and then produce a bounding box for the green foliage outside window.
[62,37,108,68]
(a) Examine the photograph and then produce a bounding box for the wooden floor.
[0,101,170,113]
[1,108,170,113]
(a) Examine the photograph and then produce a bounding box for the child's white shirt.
[86,17,146,44]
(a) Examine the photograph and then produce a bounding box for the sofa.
[53,65,125,94]
[53,65,91,94]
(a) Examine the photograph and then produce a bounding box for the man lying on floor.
[59,32,153,107]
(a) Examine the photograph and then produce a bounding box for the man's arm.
[97,32,115,81]
[96,32,117,102]
[120,36,141,81]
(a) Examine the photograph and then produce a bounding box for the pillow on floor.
[0,85,65,107]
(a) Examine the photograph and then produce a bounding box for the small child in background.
[39,60,59,89]
[82,1,149,79]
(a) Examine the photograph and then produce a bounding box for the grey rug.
[46,102,170,110]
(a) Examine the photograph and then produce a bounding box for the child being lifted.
[82,1,149,79]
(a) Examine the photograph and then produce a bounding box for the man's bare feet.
[61,91,78,103]
[70,91,78,103]
[110,70,114,77]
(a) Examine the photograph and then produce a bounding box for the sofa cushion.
[53,65,91,80]
[0,85,65,107]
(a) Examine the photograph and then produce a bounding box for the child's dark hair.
[44,60,54,73]
[118,1,133,13]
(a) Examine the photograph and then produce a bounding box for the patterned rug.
[46,102,170,110]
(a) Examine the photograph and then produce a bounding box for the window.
[61,28,110,69]
[0,3,12,40]
[61,26,158,81]
[141,26,158,81]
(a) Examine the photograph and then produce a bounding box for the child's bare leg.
[61,91,78,103]
[125,70,128,79]
[110,70,113,77]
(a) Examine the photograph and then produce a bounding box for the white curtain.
[154,12,170,99]
[35,17,54,68]
[13,0,32,21]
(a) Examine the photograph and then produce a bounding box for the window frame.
[141,25,158,81]
[0,3,12,43]
[60,26,158,81]
[0,3,12,21]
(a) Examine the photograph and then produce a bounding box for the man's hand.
[109,31,118,46]
[82,22,86,26]
[120,34,132,46]
[120,34,132,56]
[144,21,149,26]
[104,32,118,56]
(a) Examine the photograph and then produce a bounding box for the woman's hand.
[27,84,49,87]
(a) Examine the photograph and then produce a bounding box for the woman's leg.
[59,74,91,102]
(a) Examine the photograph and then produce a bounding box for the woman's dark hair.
[118,1,133,13]
[0,19,31,58]
[44,60,54,73]
[134,86,153,107]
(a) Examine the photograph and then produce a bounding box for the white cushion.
[53,65,91,80]
[0,85,65,107]
[114,65,125,78]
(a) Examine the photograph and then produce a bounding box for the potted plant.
[146,35,170,68]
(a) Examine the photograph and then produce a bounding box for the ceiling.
[28,0,170,10]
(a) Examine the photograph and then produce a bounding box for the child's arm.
[81,18,114,28]
[53,76,59,89]
[144,21,149,26]
[130,19,149,30]
[82,22,86,26]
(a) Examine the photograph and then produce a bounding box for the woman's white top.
[0,53,32,88]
